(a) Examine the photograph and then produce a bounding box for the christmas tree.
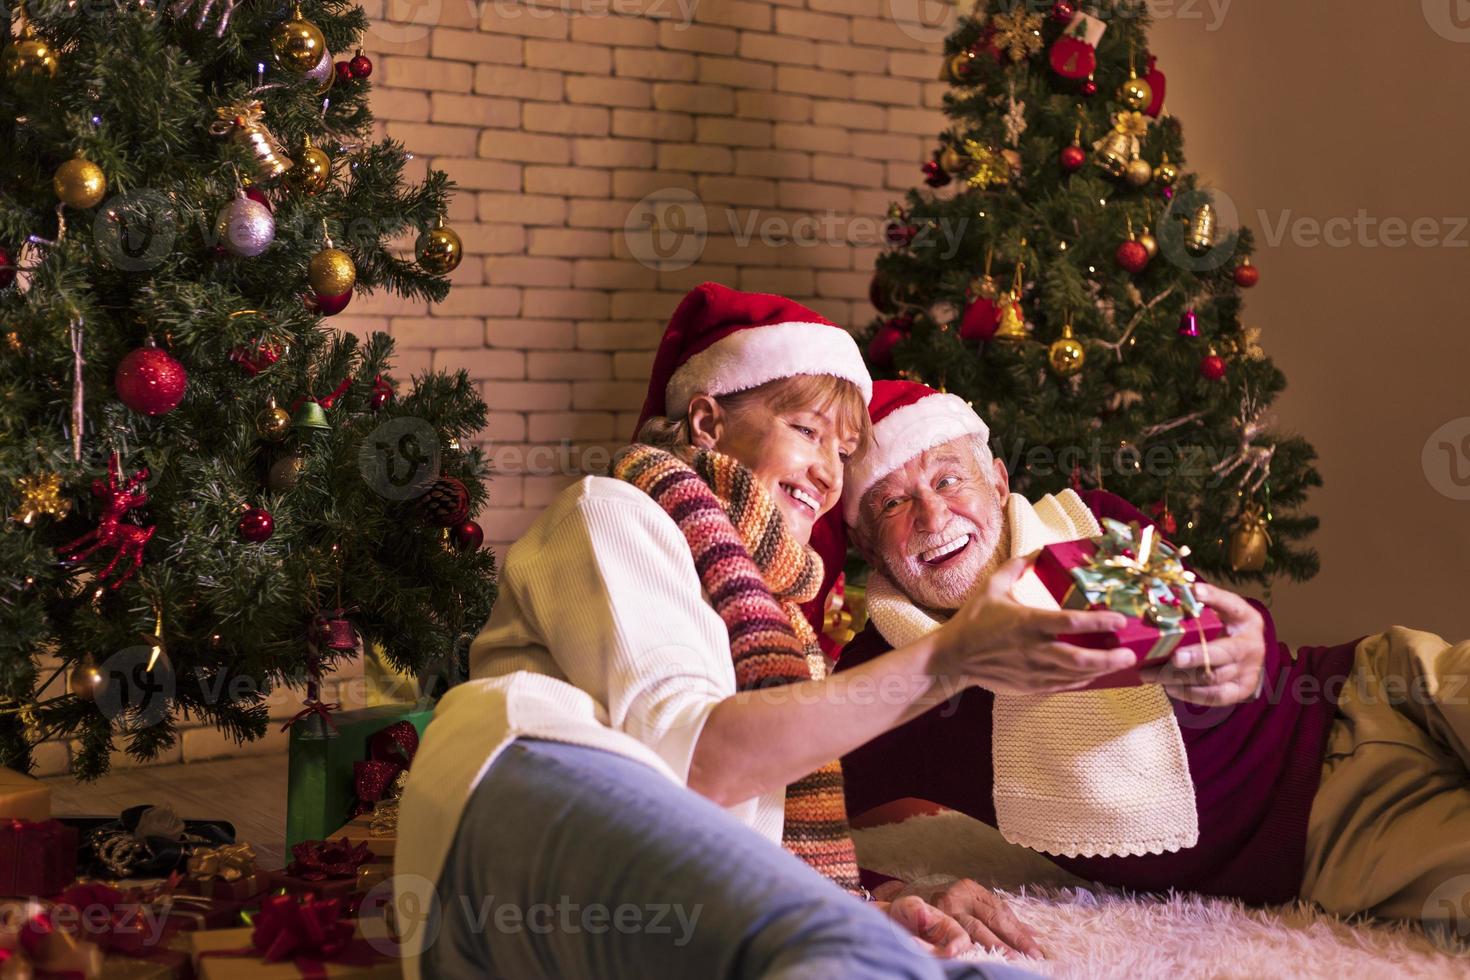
[0,0,495,778]
[865,0,1319,584]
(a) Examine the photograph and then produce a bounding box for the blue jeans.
[423,738,1038,979]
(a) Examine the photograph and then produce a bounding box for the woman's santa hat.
[842,380,990,526]
[633,282,872,436]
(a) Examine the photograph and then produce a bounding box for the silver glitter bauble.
[214,193,275,257]
[304,48,335,95]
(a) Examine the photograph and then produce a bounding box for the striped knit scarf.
[612,443,863,895]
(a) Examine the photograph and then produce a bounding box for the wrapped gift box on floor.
[326,813,394,859]
[1019,518,1226,689]
[0,767,52,821]
[0,818,77,896]
[188,895,399,980]
[286,701,433,850]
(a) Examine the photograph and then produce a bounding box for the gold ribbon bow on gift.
[1078,520,1211,675]
[187,842,257,882]
[368,770,409,837]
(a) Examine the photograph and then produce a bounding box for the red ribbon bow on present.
[352,720,419,816]
[285,838,374,882]
[200,894,381,979]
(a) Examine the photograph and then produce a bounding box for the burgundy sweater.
[837,491,1360,905]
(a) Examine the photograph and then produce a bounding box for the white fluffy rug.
[851,810,1469,979]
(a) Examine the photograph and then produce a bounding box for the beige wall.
[1148,2,1470,646]
[345,0,1470,654]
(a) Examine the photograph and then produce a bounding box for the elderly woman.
[394,283,1136,980]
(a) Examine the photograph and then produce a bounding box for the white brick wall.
[344,0,955,561]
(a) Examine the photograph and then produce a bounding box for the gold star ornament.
[12,473,70,526]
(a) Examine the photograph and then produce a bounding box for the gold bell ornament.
[1047,320,1085,378]
[1186,203,1217,256]
[415,215,463,275]
[1093,130,1132,178]
[210,99,293,181]
[1229,499,1271,572]
[54,154,107,209]
[270,3,328,73]
[992,243,1030,343]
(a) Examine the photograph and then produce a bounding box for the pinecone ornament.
[415,476,470,527]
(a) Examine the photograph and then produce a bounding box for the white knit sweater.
[393,476,785,980]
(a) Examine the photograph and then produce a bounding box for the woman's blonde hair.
[636,374,872,460]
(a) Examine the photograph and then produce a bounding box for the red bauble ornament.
[1200,353,1227,381]
[237,507,275,542]
[1049,36,1096,80]
[450,520,484,551]
[1233,259,1260,288]
[869,272,897,314]
[1149,500,1179,537]
[1142,53,1167,117]
[885,223,917,246]
[334,60,354,83]
[959,298,1000,342]
[1059,144,1086,172]
[1081,76,1098,96]
[1115,239,1150,274]
[349,51,373,79]
[866,321,907,368]
[921,160,951,188]
[370,375,394,411]
[0,246,15,289]
[305,290,353,316]
[115,341,187,416]
[1050,0,1075,22]
[244,187,272,213]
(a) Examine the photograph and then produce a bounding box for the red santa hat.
[633,282,872,436]
[841,380,990,526]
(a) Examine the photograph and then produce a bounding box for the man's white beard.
[880,516,1010,613]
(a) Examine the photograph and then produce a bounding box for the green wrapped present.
[285,701,434,851]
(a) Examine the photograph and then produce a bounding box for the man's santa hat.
[633,282,872,436]
[842,380,990,526]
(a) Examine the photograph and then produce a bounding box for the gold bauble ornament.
[308,246,356,295]
[12,472,70,526]
[2,20,58,92]
[1186,203,1218,255]
[946,50,976,83]
[1229,500,1271,572]
[267,450,305,491]
[289,136,331,195]
[256,395,292,442]
[1119,71,1153,112]
[70,657,107,701]
[270,4,328,73]
[1139,229,1159,259]
[1124,156,1153,187]
[1047,322,1085,377]
[938,145,966,175]
[415,217,463,275]
[1155,153,1179,186]
[53,156,107,209]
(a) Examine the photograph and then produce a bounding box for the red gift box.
[1029,534,1226,690]
[0,818,77,896]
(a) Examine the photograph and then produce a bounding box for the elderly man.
[838,380,1470,923]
